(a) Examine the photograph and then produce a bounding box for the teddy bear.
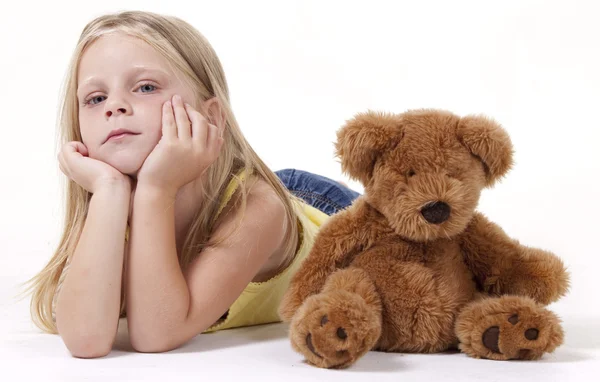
[279,109,569,369]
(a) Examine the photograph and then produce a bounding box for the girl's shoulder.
[195,171,291,282]
[211,170,288,244]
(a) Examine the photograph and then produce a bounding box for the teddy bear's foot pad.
[455,295,564,360]
[289,290,381,368]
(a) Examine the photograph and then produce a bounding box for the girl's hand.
[137,94,224,197]
[58,141,131,194]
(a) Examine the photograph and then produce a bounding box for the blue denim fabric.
[275,168,361,216]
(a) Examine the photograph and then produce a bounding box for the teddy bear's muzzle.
[421,201,451,224]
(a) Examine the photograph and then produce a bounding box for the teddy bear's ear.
[334,110,404,185]
[457,115,514,187]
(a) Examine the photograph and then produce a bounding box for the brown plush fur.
[279,109,569,368]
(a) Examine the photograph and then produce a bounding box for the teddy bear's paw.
[279,288,304,322]
[289,290,381,368]
[456,295,564,360]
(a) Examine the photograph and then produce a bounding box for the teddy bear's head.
[335,109,513,241]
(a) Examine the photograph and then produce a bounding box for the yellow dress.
[203,169,329,332]
[121,169,330,332]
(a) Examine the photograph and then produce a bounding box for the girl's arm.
[55,179,130,358]
[126,180,286,353]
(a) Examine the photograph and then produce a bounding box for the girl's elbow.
[128,318,194,353]
[129,331,182,353]
[130,338,180,353]
[63,334,113,359]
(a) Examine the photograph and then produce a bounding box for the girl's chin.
[95,147,152,177]
[106,159,144,177]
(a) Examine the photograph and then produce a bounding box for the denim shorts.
[275,168,361,216]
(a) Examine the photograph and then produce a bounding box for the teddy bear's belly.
[352,243,477,353]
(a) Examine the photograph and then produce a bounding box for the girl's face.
[76,32,198,176]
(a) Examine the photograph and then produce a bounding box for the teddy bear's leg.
[455,295,564,360]
[288,267,382,369]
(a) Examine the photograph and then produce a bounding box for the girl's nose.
[106,107,127,117]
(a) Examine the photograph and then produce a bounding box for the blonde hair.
[19,10,302,334]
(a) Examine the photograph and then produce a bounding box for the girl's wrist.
[93,176,132,194]
[134,183,178,203]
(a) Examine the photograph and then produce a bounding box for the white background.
[1,0,598,380]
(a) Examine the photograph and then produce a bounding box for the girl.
[21,10,360,358]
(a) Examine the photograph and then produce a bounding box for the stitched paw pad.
[456,296,564,360]
[288,290,381,368]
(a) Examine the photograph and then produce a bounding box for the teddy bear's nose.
[421,201,451,224]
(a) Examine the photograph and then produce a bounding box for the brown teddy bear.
[279,109,569,369]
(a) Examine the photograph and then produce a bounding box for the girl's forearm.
[126,186,191,352]
[55,180,130,358]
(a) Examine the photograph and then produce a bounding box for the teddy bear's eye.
[408,169,416,177]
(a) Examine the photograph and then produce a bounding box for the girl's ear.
[203,97,225,128]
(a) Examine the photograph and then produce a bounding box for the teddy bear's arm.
[279,200,383,321]
[459,212,569,305]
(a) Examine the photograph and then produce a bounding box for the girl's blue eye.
[83,82,157,106]
[139,83,156,93]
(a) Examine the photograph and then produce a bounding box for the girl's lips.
[106,132,139,142]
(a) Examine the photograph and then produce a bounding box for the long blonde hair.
[19,10,301,334]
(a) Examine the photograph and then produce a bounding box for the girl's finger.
[185,103,209,146]
[162,101,177,139]
[173,95,191,140]
[76,142,89,156]
[64,142,84,158]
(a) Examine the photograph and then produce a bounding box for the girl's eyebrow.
[77,66,170,92]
